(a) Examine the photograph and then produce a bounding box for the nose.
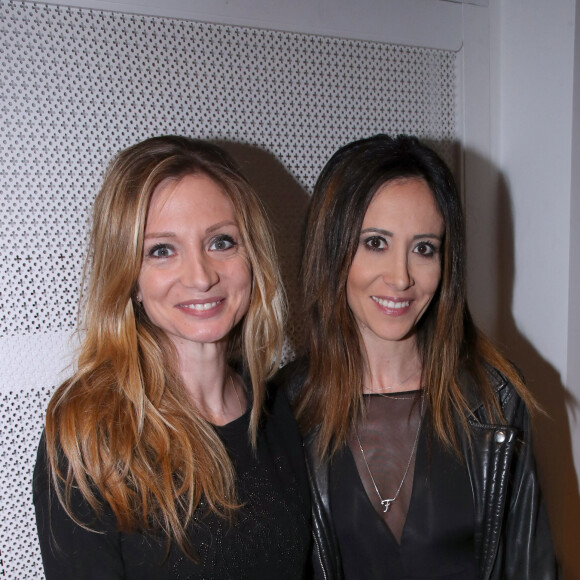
[382,249,414,291]
[180,250,219,291]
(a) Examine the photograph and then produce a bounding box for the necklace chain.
[368,390,422,401]
[355,393,424,514]
[367,368,420,393]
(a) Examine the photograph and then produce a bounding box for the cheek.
[136,270,151,300]
[137,273,161,317]
[345,270,358,308]
[233,270,253,325]
[346,254,368,293]
[423,264,442,297]
[232,259,253,302]
[346,264,367,316]
[137,268,162,300]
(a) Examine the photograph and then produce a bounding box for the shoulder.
[33,430,113,528]
[263,368,299,422]
[33,431,50,502]
[461,364,527,426]
[272,357,309,406]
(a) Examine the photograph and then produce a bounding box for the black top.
[33,384,311,580]
[330,392,476,579]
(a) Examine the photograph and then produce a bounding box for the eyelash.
[145,234,238,259]
[209,234,237,251]
[362,237,439,257]
[147,243,174,258]
[363,236,387,251]
[414,241,438,257]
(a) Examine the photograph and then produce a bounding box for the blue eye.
[148,244,175,258]
[209,235,236,252]
[414,241,437,257]
[363,236,387,251]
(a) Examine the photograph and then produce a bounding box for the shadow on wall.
[468,146,580,579]
[218,141,311,356]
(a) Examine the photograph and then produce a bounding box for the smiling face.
[137,173,252,357]
[346,177,444,351]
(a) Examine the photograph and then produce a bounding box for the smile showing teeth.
[372,296,410,309]
[182,300,221,311]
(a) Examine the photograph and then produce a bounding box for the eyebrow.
[206,220,238,234]
[360,227,443,240]
[144,232,176,240]
[144,220,239,240]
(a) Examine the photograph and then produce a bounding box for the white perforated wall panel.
[0,1,458,577]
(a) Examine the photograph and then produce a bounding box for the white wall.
[488,0,579,576]
[2,2,462,576]
[17,0,580,576]
[570,0,580,461]
[496,0,573,380]
[36,0,465,50]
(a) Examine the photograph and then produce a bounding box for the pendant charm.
[381,499,393,512]
[356,393,424,517]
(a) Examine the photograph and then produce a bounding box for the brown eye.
[364,236,387,251]
[414,241,436,257]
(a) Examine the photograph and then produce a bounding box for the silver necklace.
[355,393,424,513]
[370,390,422,401]
[367,368,420,393]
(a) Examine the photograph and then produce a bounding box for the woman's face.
[137,174,252,355]
[346,177,444,350]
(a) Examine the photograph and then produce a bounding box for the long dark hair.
[295,134,535,458]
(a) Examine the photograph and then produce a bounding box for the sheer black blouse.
[330,391,476,579]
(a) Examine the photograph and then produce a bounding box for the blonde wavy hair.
[45,136,286,556]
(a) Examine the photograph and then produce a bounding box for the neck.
[174,340,245,425]
[362,337,422,394]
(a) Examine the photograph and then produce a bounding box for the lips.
[176,298,225,314]
[181,299,223,311]
[371,296,410,309]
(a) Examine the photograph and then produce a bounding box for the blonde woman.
[33,136,310,579]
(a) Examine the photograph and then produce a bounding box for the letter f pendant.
[381,499,394,513]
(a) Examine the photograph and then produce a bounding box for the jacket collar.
[461,364,508,416]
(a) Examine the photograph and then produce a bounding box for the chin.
[363,322,419,344]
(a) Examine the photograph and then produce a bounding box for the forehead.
[363,177,442,228]
[147,173,235,225]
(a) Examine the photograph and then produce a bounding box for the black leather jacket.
[285,364,559,580]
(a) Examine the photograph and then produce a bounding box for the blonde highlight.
[44,136,286,557]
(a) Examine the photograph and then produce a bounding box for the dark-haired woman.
[288,134,558,579]
[33,136,310,579]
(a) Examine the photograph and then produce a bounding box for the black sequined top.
[33,384,311,580]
